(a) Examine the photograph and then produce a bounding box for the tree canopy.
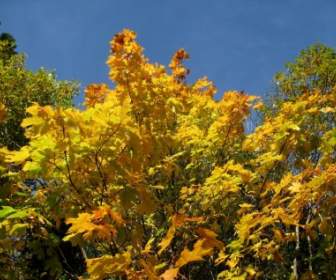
[1,29,336,280]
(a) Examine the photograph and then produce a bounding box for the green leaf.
[9,223,29,235]
[6,209,30,219]
[0,206,15,219]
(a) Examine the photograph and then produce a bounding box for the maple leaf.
[86,251,131,280]
[64,206,123,242]
[84,83,109,107]
[158,214,204,254]
[5,146,30,164]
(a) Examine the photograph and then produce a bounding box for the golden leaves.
[84,83,109,107]
[107,29,144,83]
[0,102,6,122]
[205,166,240,193]
[21,103,51,126]
[64,206,124,243]
[160,268,179,280]
[5,146,30,164]
[158,214,204,254]
[158,224,176,255]
[206,91,253,146]
[194,160,253,213]
[169,49,190,81]
[235,212,261,243]
[110,29,137,54]
[161,228,223,280]
[175,239,212,267]
[192,77,217,96]
[86,251,131,280]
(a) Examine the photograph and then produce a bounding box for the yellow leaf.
[158,224,176,255]
[160,268,179,280]
[253,101,264,110]
[139,260,160,280]
[65,207,123,242]
[215,250,229,266]
[6,147,30,164]
[320,107,335,113]
[0,103,6,122]
[21,116,44,128]
[159,214,204,255]
[245,266,256,276]
[196,227,224,249]
[86,251,131,280]
[175,239,213,268]
[142,237,155,255]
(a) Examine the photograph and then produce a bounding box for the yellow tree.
[3,29,336,280]
[3,29,254,279]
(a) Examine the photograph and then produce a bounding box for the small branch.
[64,150,91,208]
[293,224,300,279]
[306,207,313,273]
[60,120,92,208]
[80,246,88,260]
[57,247,77,277]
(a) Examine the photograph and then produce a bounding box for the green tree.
[0,33,17,63]
[0,32,79,149]
[275,43,336,98]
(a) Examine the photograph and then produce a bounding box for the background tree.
[275,43,336,98]
[0,32,79,149]
[230,43,336,279]
[0,32,17,63]
[0,32,81,279]
[264,43,336,118]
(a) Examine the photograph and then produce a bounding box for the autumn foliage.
[1,30,336,279]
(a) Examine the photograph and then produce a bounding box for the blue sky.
[1,0,336,105]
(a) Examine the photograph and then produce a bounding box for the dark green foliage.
[0,33,17,63]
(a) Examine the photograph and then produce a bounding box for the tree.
[0,33,17,63]
[275,43,336,98]
[0,33,80,279]
[1,29,336,280]
[0,32,79,149]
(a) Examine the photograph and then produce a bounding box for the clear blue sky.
[1,0,336,105]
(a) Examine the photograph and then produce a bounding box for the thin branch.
[60,120,92,208]
[293,224,300,279]
[306,206,313,273]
